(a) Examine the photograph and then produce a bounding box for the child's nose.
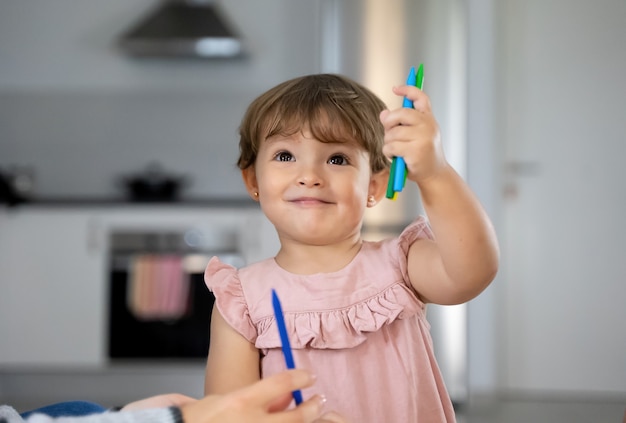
[299,179,321,186]
[297,167,323,187]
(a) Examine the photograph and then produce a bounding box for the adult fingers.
[267,395,327,423]
[266,392,294,413]
[122,393,197,411]
[237,369,316,408]
[314,411,350,423]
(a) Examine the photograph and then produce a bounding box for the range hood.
[118,0,243,59]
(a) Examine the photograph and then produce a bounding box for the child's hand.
[379,85,447,185]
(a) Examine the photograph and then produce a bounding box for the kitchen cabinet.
[0,205,276,368]
[0,209,106,367]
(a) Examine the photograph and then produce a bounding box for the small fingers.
[379,106,428,132]
[381,119,436,159]
[392,84,432,112]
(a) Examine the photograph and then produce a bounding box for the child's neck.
[275,237,363,275]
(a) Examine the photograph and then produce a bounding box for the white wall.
[466,0,499,401]
[492,0,626,397]
[464,0,626,402]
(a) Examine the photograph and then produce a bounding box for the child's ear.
[241,167,259,201]
[368,169,390,206]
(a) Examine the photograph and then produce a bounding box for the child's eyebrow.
[263,135,296,144]
[263,129,361,147]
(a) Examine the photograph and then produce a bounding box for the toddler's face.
[245,129,376,246]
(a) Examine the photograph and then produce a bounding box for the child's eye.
[328,154,349,166]
[273,151,294,162]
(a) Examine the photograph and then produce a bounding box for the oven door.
[106,231,243,360]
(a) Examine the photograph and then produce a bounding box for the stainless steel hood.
[118,0,243,59]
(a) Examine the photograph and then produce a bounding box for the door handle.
[504,161,541,177]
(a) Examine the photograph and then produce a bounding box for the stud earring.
[367,195,376,206]
[253,191,259,198]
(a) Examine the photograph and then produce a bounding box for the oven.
[107,228,244,360]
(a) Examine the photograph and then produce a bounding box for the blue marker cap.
[402,66,417,108]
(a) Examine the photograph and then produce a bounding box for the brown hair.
[237,74,389,173]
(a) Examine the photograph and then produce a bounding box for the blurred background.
[1,0,625,421]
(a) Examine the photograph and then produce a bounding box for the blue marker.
[392,66,417,192]
[402,66,417,108]
[271,289,303,405]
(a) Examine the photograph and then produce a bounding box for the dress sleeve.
[204,257,257,343]
[396,216,435,288]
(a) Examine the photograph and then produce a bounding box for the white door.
[498,0,626,393]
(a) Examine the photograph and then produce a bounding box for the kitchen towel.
[127,254,190,320]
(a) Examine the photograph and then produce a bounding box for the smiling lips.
[289,196,333,206]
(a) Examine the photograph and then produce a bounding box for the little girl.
[203,73,499,422]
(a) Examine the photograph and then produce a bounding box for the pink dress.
[204,217,456,423]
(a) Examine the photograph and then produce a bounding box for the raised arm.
[407,164,499,304]
[204,305,261,395]
[380,84,499,305]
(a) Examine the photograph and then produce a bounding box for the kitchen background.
[1,0,625,421]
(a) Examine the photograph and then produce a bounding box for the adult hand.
[121,393,196,411]
[314,411,349,423]
[181,369,338,423]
